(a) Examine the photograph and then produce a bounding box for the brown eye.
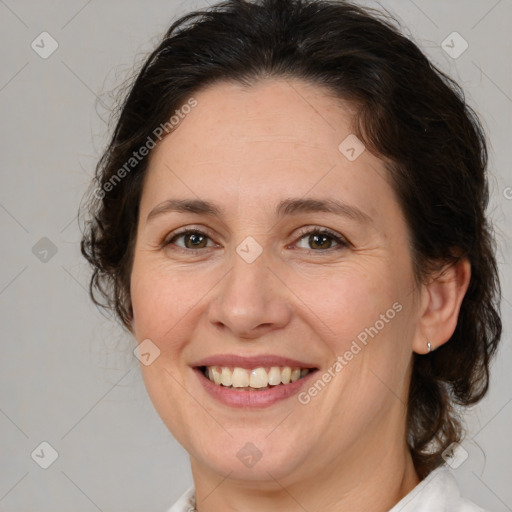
[166,230,212,250]
[295,228,349,252]
[308,232,334,250]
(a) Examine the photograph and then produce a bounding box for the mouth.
[192,364,319,408]
[198,365,314,390]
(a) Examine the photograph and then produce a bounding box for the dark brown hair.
[80,0,502,479]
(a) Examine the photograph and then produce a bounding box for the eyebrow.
[147,197,373,225]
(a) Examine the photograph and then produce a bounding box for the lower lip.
[192,367,319,408]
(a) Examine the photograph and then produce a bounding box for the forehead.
[141,78,391,221]
[159,78,356,160]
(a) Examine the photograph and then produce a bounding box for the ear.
[412,258,471,354]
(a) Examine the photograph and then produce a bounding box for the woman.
[80,0,502,510]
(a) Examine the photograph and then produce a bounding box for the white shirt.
[166,465,486,512]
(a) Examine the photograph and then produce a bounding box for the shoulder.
[165,485,196,512]
[388,466,487,512]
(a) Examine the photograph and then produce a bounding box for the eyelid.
[162,225,218,248]
[293,226,353,254]
[292,225,351,249]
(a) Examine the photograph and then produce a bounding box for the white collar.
[388,465,485,512]
[167,465,485,512]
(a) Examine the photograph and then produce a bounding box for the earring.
[427,340,432,353]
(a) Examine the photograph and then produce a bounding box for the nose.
[207,247,293,340]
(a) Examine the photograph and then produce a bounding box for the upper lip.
[191,354,318,370]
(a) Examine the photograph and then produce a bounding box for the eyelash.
[163,226,350,254]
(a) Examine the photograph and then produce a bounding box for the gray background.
[0,0,511,511]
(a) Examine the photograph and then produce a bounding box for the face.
[130,78,422,486]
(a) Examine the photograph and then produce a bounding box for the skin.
[130,78,471,512]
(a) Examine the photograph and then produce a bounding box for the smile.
[190,353,319,407]
[201,365,312,390]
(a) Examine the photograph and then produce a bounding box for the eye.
[164,229,216,251]
[163,226,349,253]
[293,227,349,252]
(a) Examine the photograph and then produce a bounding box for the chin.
[190,431,311,483]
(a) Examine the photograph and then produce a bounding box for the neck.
[189,438,420,512]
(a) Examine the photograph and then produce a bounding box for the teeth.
[210,366,222,385]
[221,367,232,386]
[281,367,291,384]
[249,367,268,388]
[232,367,249,387]
[268,366,282,385]
[203,366,312,389]
[291,368,301,382]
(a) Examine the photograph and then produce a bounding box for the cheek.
[292,263,397,345]
[296,260,413,395]
[130,259,199,347]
